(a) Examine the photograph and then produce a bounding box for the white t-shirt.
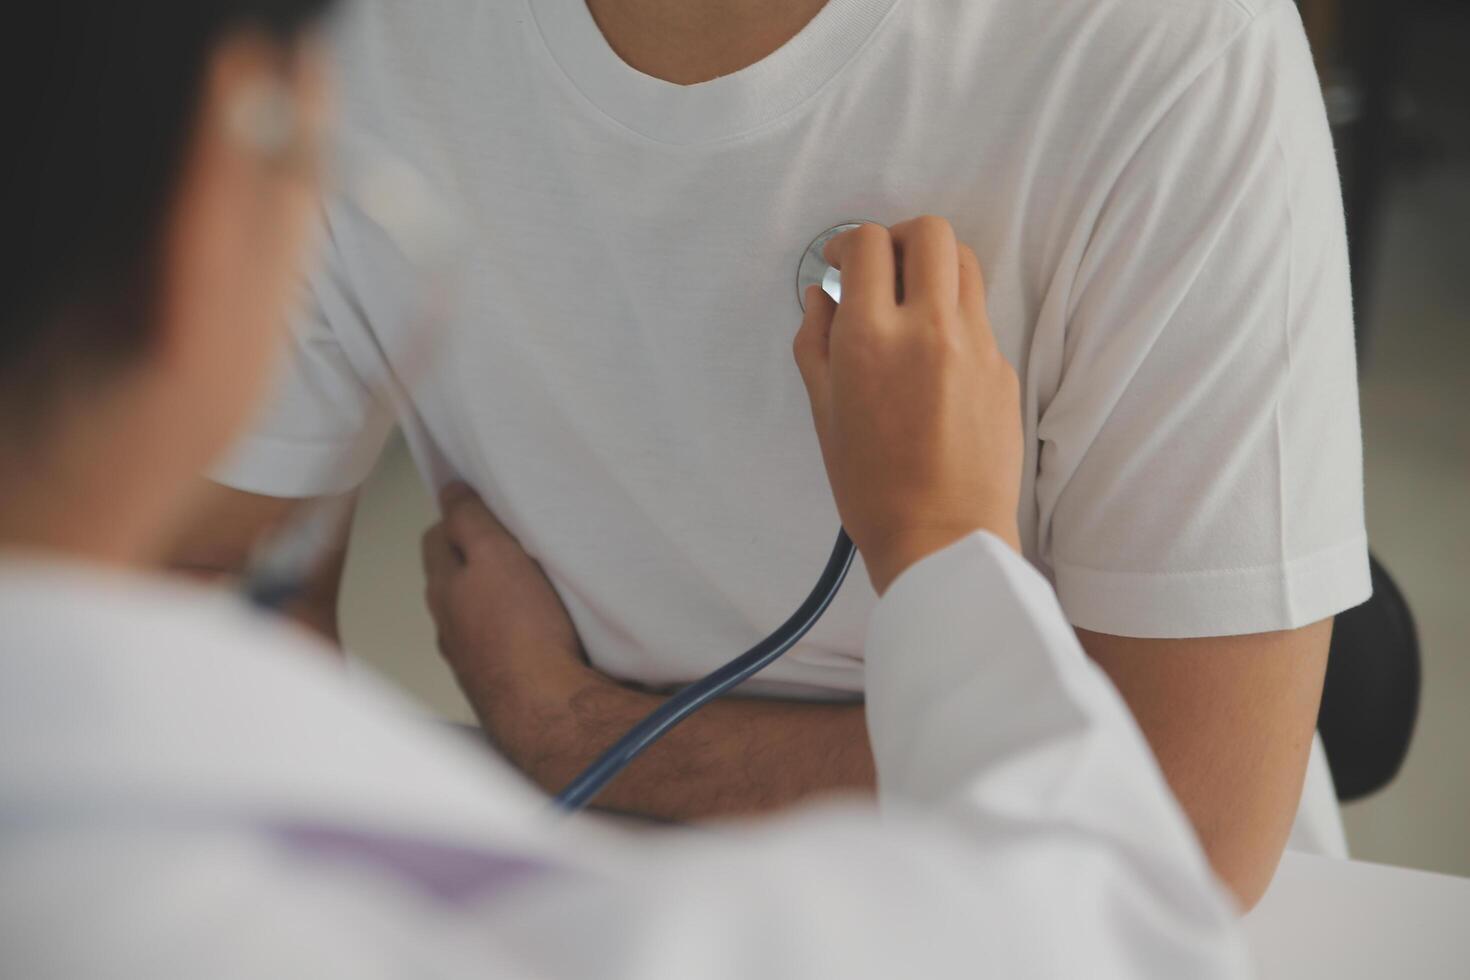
[0,542,1248,977]
[217,0,1368,839]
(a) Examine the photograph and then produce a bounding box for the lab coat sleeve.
[480,532,1251,979]
[864,531,1217,875]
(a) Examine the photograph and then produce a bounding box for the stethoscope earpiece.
[796,221,869,311]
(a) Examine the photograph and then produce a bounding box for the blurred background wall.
[338,0,1470,876]
[1321,0,1470,877]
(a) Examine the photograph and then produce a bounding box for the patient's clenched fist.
[422,483,590,734]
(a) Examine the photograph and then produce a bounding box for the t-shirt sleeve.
[1035,0,1370,638]
[211,217,395,499]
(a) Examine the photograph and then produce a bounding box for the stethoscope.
[552,223,867,812]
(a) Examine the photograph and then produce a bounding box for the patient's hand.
[422,481,877,817]
[422,482,601,763]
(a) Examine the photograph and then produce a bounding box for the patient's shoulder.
[932,0,1295,59]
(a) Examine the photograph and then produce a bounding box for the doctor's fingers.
[889,215,959,309]
[956,243,997,348]
[793,284,836,410]
[823,222,897,311]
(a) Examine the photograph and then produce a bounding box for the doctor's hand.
[793,217,1023,596]
[422,483,600,759]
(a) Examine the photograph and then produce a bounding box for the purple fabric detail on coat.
[268,821,555,906]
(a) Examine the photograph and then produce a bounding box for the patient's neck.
[585,0,830,84]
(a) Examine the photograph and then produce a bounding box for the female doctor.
[0,1,1250,975]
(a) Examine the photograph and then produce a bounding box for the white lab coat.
[0,533,1251,978]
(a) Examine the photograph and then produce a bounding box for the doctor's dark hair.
[0,0,337,428]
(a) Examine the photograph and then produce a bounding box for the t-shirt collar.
[526,0,903,145]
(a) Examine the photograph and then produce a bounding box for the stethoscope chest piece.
[796,221,868,312]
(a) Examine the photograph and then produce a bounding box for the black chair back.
[1318,552,1421,801]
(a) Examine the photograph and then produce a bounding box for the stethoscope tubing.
[553,529,856,813]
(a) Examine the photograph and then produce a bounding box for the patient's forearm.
[488,676,877,820]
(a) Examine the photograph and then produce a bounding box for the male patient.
[177,0,1369,909]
